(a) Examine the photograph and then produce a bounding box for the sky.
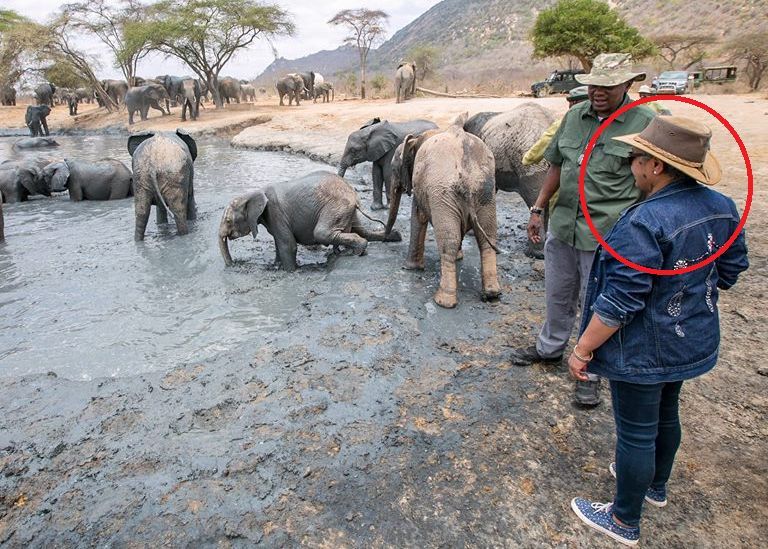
[5,0,443,80]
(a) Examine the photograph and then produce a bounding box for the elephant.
[42,159,133,201]
[218,77,242,105]
[34,83,56,107]
[297,72,315,100]
[0,160,49,203]
[395,63,416,104]
[313,82,334,103]
[0,195,4,241]
[65,92,78,116]
[100,79,128,106]
[464,103,555,257]
[125,84,171,125]
[155,75,185,109]
[75,87,93,103]
[12,137,59,150]
[337,118,438,211]
[276,74,305,106]
[385,113,501,309]
[128,130,197,240]
[25,105,52,137]
[240,84,256,102]
[218,171,402,271]
[0,85,16,106]
[179,79,201,121]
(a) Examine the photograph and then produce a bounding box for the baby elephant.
[219,171,402,271]
[43,159,133,201]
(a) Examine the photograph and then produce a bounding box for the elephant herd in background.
[2,102,553,308]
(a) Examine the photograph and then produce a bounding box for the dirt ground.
[0,93,766,547]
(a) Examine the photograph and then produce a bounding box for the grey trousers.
[536,233,596,358]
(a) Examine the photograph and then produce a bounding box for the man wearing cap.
[510,53,657,408]
[637,85,672,116]
[522,86,590,166]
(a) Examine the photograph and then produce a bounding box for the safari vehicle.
[689,66,738,88]
[531,69,586,98]
[651,71,689,95]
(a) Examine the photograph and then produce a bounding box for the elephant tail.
[469,211,503,254]
[150,169,175,220]
[355,203,386,229]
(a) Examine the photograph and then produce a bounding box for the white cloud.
[6,0,442,79]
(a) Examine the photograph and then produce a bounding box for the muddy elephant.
[276,74,305,106]
[34,83,56,108]
[395,63,416,104]
[25,105,52,137]
[337,118,438,211]
[240,84,256,102]
[385,114,501,309]
[13,137,58,150]
[1,85,16,106]
[313,82,334,103]
[128,130,197,240]
[75,87,93,103]
[464,103,555,257]
[100,79,128,106]
[42,159,133,201]
[297,72,316,100]
[218,77,242,105]
[179,79,201,121]
[0,160,49,203]
[125,84,171,125]
[219,171,401,271]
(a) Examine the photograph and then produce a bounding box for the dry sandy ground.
[0,93,766,547]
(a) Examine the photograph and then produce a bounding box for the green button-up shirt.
[544,95,656,251]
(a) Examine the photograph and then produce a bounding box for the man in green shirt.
[510,54,657,407]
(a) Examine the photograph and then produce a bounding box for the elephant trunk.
[384,187,402,235]
[337,164,347,177]
[219,235,233,266]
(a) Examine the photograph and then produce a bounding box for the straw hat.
[576,53,646,86]
[613,116,722,185]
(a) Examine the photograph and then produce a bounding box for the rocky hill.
[255,0,768,90]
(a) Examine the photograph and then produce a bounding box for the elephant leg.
[371,163,386,211]
[432,217,462,309]
[404,201,428,270]
[350,213,401,242]
[186,184,197,220]
[141,105,149,121]
[155,201,168,224]
[42,118,50,136]
[518,176,545,259]
[474,207,501,301]
[134,192,151,241]
[273,231,298,271]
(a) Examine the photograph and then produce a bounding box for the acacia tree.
[0,10,34,90]
[653,33,714,70]
[727,32,768,90]
[531,0,655,71]
[328,9,388,99]
[63,0,151,87]
[134,0,294,108]
[408,44,439,81]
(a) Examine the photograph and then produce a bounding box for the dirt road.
[0,94,766,547]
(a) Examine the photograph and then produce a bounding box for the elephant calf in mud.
[128,130,197,240]
[42,159,133,201]
[219,171,402,271]
[385,114,501,309]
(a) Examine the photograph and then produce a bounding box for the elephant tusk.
[219,235,233,266]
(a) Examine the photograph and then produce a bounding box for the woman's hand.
[568,351,590,381]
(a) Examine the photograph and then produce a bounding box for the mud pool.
[0,133,533,381]
[0,134,351,379]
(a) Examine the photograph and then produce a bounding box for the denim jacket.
[580,177,749,384]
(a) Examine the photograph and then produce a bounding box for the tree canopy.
[132,0,294,107]
[531,0,655,71]
[726,31,768,91]
[328,9,388,99]
[408,44,439,81]
[653,33,714,70]
[0,10,36,89]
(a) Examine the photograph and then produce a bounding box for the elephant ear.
[368,123,399,162]
[49,161,70,192]
[245,190,268,238]
[359,117,381,130]
[127,132,155,157]
[402,135,419,196]
[175,129,198,162]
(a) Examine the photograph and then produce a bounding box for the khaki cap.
[576,53,646,87]
[613,116,722,185]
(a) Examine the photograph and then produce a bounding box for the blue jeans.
[610,379,684,527]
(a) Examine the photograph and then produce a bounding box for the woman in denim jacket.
[567,116,749,546]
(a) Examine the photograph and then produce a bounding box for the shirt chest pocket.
[591,141,631,175]
[558,136,583,164]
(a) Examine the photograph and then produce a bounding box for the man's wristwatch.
[529,206,544,216]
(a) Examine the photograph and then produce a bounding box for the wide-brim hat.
[613,115,722,185]
[576,53,646,86]
[567,86,589,101]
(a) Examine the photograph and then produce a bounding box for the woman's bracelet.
[573,344,594,363]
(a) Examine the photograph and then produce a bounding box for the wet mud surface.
[1,114,767,546]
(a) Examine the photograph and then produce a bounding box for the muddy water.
[0,134,332,380]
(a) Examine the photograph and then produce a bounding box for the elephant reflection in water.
[219,171,401,271]
[385,113,501,309]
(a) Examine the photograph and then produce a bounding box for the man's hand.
[527,214,544,243]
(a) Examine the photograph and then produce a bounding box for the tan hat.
[576,53,646,86]
[613,116,722,185]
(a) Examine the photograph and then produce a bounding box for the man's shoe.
[570,498,640,546]
[509,345,562,367]
[609,462,668,507]
[574,379,601,407]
